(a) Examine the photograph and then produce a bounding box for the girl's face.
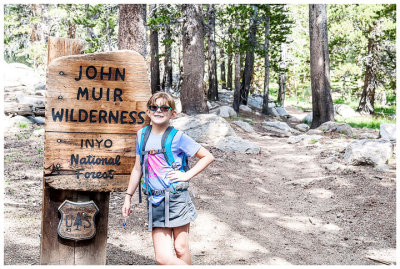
[146,97,176,126]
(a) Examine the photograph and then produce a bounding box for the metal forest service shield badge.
[58,200,99,241]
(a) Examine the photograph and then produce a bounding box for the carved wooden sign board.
[58,200,99,241]
[44,50,151,192]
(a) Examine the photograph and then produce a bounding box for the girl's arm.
[122,156,142,217]
[167,146,214,183]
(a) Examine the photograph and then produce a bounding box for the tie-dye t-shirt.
[136,127,201,205]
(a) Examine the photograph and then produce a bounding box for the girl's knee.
[155,253,174,265]
[174,241,189,257]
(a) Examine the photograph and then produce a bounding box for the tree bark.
[357,22,380,114]
[309,4,334,128]
[240,5,258,105]
[262,5,271,115]
[118,4,147,58]
[30,4,42,42]
[277,43,287,107]
[227,23,233,91]
[162,6,173,93]
[181,4,208,115]
[220,47,226,89]
[233,16,241,112]
[207,4,218,101]
[150,4,161,94]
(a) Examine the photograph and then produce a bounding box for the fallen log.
[4,103,34,116]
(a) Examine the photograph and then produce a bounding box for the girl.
[122,92,214,265]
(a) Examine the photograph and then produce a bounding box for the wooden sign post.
[40,37,151,265]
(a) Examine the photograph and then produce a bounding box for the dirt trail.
[3,108,396,265]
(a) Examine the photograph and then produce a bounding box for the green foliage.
[147,5,181,49]
[336,114,395,130]
[4,4,119,73]
[17,122,29,128]
[328,4,396,107]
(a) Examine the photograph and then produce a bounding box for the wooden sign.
[44,50,151,192]
[58,200,99,241]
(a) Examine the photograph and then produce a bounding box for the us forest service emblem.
[58,200,99,241]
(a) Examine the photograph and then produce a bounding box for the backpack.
[138,125,189,203]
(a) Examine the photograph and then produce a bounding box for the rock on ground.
[232,120,255,133]
[317,121,353,136]
[172,113,236,146]
[295,123,310,132]
[263,121,300,137]
[334,104,359,118]
[216,136,260,154]
[247,95,263,109]
[213,106,237,118]
[379,123,396,142]
[287,134,323,144]
[344,139,394,166]
[4,63,43,88]
[303,113,312,124]
[275,107,289,117]
[239,105,252,112]
[307,129,323,135]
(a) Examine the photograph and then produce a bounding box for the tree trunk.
[227,25,233,91]
[220,46,226,89]
[181,4,208,115]
[150,4,161,94]
[233,17,241,112]
[162,11,173,93]
[309,4,334,128]
[262,5,271,115]
[227,23,233,91]
[240,5,258,105]
[357,22,380,114]
[118,4,147,58]
[277,44,287,107]
[178,21,184,93]
[30,4,42,42]
[207,4,218,101]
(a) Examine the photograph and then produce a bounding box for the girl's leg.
[152,227,187,265]
[172,223,191,265]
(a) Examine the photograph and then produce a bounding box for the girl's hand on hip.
[166,171,190,183]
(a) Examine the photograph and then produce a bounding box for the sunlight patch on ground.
[255,186,270,194]
[113,229,154,260]
[259,212,280,218]
[332,176,355,187]
[4,235,38,247]
[245,202,265,209]
[285,176,334,186]
[221,190,237,197]
[265,256,292,265]
[191,211,270,259]
[365,248,396,264]
[307,188,334,199]
[275,215,341,233]
[199,194,213,200]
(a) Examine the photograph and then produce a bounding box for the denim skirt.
[149,190,197,229]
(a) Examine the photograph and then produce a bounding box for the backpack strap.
[140,125,152,166]
[161,126,179,170]
[138,125,152,204]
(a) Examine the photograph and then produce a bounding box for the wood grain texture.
[47,37,84,64]
[40,188,110,264]
[44,50,151,192]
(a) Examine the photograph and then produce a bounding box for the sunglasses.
[148,105,173,112]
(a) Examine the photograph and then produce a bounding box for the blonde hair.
[147,92,176,111]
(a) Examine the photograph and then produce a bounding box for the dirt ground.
[3,106,396,265]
